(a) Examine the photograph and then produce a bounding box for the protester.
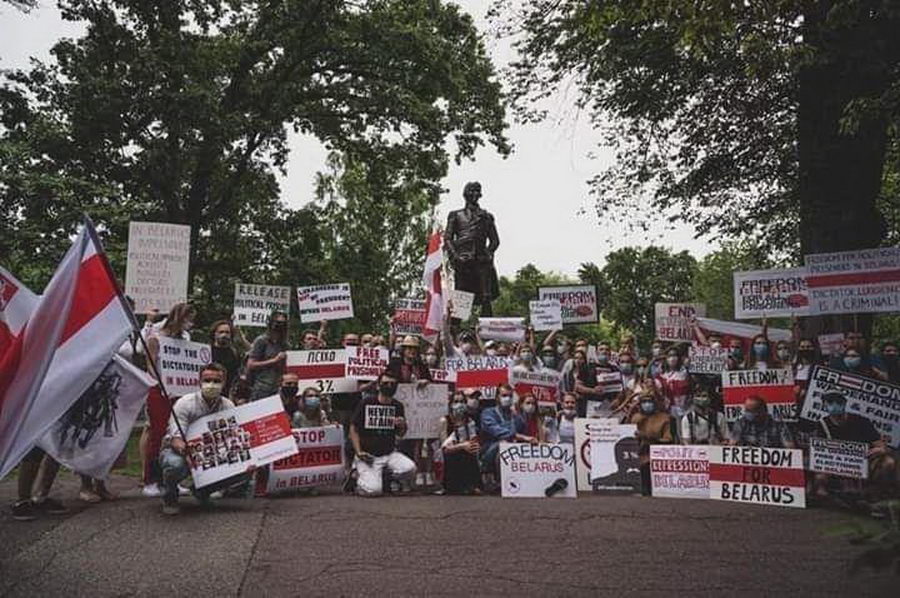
[680,389,728,445]
[246,310,289,401]
[725,338,744,370]
[141,302,196,498]
[300,321,327,349]
[879,341,900,383]
[349,371,416,496]
[557,393,578,445]
[274,372,301,422]
[649,340,666,377]
[209,319,243,397]
[514,393,543,443]
[540,405,559,443]
[830,346,878,378]
[159,363,241,515]
[656,347,691,417]
[540,343,560,371]
[618,351,636,387]
[392,336,432,383]
[295,387,332,428]
[479,384,519,478]
[629,394,674,496]
[792,338,822,407]
[774,340,793,367]
[575,345,621,418]
[9,449,67,521]
[742,334,775,370]
[439,393,481,495]
[729,396,795,448]
[513,344,539,373]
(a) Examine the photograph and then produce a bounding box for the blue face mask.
[753,343,768,357]
[304,397,321,411]
[640,401,656,415]
[825,402,846,416]
[451,402,467,417]
[844,357,861,369]
[620,364,634,375]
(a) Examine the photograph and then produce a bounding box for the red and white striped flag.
[422,230,444,341]
[0,218,135,479]
[0,267,39,360]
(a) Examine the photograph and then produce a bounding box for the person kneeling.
[349,372,416,497]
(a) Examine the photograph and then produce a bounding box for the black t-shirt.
[816,414,881,444]
[351,397,405,456]
[211,345,241,396]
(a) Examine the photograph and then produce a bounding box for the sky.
[0,1,714,278]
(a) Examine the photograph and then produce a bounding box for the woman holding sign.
[439,393,481,494]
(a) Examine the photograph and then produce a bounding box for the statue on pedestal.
[445,182,500,316]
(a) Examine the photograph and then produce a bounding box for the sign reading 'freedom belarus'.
[499,442,577,499]
[297,283,354,323]
[125,221,191,314]
[537,285,599,324]
[805,247,900,315]
[733,268,809,319]
[233,283,290,327]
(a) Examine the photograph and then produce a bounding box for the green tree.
[692,242,771,321]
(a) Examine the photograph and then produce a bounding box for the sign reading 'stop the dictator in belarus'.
[732,267,809,319]
[296,283,354,322]
[805,247,900,315]
[537,285,599,324]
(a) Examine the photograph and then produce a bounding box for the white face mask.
[563,408,576,418]
[499,394,514,409]
[201,382,223,401]
[522,403,535,415]
[710,341,722,349]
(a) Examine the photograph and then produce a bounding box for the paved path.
[0,473,894,596]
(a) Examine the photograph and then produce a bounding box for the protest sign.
[233,283,291,327]
[805,247,900,315]
[537,285,599,324]
[708,446,805,509]
[477,317,526,342]
[344,346,390,381]
[650,445,711,500]
[125,221,190,314]
[445,355,511,399]
[817,332,845,356]
[395,383,450,439]
[391,298,427,336]
[286,349,357,394]
[596,371,624,394]
[429,368,455,384]
[590,421,640,493]
[296,283,354,323]
[498,442,577,498]
[158,336,210,396]
[185,396,297,489]
[808,437,868,480]
[510,367,561,406]
[688,346,729,375]
[721,368,796,422]
[451,290,474,321]
[266,426,345,494]
[800,366,900,447]
[529,300,563,331]
[574,418,620,491]
[654,303,706,342]
[732,268,809,319]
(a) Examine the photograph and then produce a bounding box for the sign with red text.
[233,283,291,327]
[297,283,354,323]
[344,346,390,381]
[721,368,796,422]
[391,298,427,336]
[805,247,900,315]
[125,221,190,314]
[158,337,211,396]
[498,442,576,498]
[185,397,297,489]
[655,303,706,342]
[510,367,561,406]
[477,317,526,343]
[817,333,846,356]
[266,426,345,493]
[538,285,599,324]
[733,268,809,319]
[708,446,805,509]
[395,383,450,439]
[650,445,710,499]
[286,349,357,394]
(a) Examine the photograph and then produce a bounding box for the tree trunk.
[798,1,891,341]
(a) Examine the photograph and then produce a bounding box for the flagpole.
[134,330,191,450]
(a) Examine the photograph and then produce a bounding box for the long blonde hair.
[162,303,195,337]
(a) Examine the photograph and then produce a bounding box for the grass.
[112,427,144,478]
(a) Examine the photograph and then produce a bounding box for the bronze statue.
[445,181,500,316]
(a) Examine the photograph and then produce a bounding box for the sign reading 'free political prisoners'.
[708,446,806,509]
[800,366,900,448]
[125,221,191,314]
[266,426,345,494]
[537,285,599,324]
[732,267,810,319]
[233,283,291,327]
[297,283,354,323]
[157,337,211,397]
[498,442,577,498]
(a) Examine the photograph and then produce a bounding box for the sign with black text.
[809,437,868,480]
[297,283,354,323]
[125,221,190,314]
[394,383,450,439]
[654,303,706,342]
[805,247,900,315]
[286,349,357,394]
[650,445,710,500]
[233,283,291,327]
[537,285,599,324]
[529,300,563,331]
[499,442,577,498]
[708,446,805,509]
[158,337,211,396]
[266,426,345,493]
[722,368,796,422]
[733,268,809,319]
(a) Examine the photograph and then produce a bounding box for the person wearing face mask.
[539,406,559,443]
[729,396,794,448]
[463,389,484,422]
[540,344,560,371]
[349,372,416,496]
[628,395,674,496]
[479,385,520,481]
[273,372,301,421]
[557,393,578,445]
[575,343,622,418]
[294,387,332,428]
[209,320,242,398]
[141,302,196,498]
[774,341,793,367]
[439,392,482,495]
[725,339,744,371]
[810,392,898,498]
[656,348,692,418]
[791,338,821,408]
[680,390,728,445]
[390,336,433,384]
[513,394,543,444]
[879,341,900,383]
[424,346,441,371]
[513,345,539,373]
[649,340,667,378]
[246,310,289,401]
[159,363,238,515]
[618,351,636,387]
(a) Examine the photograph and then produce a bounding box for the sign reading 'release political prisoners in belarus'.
[233,283,291,327]
[732,267,809,319]
[708,446,806,509]
[805,247,900,315]
[809,438,869,480]
[650,445,710,500]
[125,221,191,314]
[654,303,706,342]
[157,337,211,396]
[296,283,354,323]
[801,365,900,447]
[537,285,599,324]
[721,368,796,422]
[499,442,577,498]
[266,426,345,494]
[185,396,297,489]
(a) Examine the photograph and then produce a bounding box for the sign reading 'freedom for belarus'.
[708,445,805,509]
[233,283,290,327]
[297,284,354,323]
[722,368,796,422]
[733,267,809,319]
[805,247,900,315]
[125,221,190,314]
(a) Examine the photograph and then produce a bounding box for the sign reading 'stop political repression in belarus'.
[125,221,191,314]
[688,346,729,375]
[654,303,706,342]
[498,442,577,498]
[732,267,809,319]
[296,283,354,323]
[708,446,805,509]
[537,285,599,324]
[721,368,796,422]
[650,445,710,500]
[158,337,211,396]
[805,247,900,315]
[233,283,291,327]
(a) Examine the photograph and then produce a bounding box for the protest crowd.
[3,220,900,519]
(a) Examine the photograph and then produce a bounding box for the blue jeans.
[159,448,190,503]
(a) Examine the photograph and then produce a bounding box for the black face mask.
[379,382,398,398]
[280,385,298,399]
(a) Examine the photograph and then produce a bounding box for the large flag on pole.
[422,230,444,341]
[0,217,135,479]
[0,267,39,359]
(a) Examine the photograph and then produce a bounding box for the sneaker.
[11,500,37,521]
[425,472,435,486]
[141,484,163,498]
[415,472,426,486]
[178,485,192,496]
[33,497,68,515]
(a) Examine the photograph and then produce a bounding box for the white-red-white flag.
[0,218,135,479]
[0,267,39,359]
[422,230,444,340]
